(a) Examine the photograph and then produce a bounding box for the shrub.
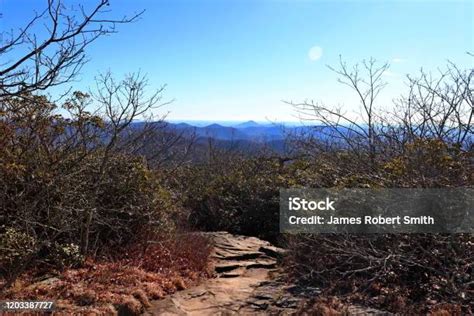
[282,139,473,314]
[174,154,295,241]
[45,243,84,269]
[0,228,37,280]
[0,90,181,282]
[284,233,473,314]
[383,139,472,187]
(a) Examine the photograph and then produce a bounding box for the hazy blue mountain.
[126,120,366,156]
[130,121,346,142]
[235,120,261,128]
[239,126,286,140]
[175,122,193,128]
[200,124,248,140]
[164,121,334,142]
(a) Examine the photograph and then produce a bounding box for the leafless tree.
[288,57,390,164]
[289,56,473,164]
[0,0,142,100]
[392,62,473,149]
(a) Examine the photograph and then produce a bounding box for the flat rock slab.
[147,232,289,315]
[146,232,390,315]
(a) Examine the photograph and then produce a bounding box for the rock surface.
[146,232,390,315]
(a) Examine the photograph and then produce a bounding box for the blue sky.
[1,0,473,122]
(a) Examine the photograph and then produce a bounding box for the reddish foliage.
[0,233,212,315]
[120,233,212,276]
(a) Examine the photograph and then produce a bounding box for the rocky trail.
[146,232,389,316]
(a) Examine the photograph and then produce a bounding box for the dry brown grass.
[0,233,212,315]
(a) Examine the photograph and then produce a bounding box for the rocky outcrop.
[146,232,390,315]
[146,232,286,315]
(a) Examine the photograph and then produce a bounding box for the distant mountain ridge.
[130,120,345,144]
[168,120,288,141]
[129,120,356,155]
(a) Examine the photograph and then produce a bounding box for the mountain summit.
[235,120,260,128]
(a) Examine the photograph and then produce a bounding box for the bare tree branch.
[0,0,143,99]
